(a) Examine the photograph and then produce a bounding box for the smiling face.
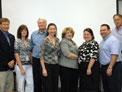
[48,25,57,37]
[38,18,47,31]
[0,21,10,32]
[21,29,28,38]
[83,31,92,42]
[65,31,73,40]
[100,25,110,38]
[113,15,122,28]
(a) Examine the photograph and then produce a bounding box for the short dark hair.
[83,28,95,40]
[17,24,29,39]
[45,23,57,37]
[101,24,110,30]
[113,14,122,19]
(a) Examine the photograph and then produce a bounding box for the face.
[48,25,57,37]
[38,19,47,31]
[83,31,92,42]
[100,26,110,38]
[65,31,73,39]
[21,29,27,38]
[113,16,122,28]
[0,22,10,32]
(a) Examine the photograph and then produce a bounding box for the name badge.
[26,56,29,61]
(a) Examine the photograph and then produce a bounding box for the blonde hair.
[62,27,75,38]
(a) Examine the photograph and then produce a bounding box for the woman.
[40,23,60,92]
[78,28,100,92]
[14,24,33,92]
[59,27,78,92]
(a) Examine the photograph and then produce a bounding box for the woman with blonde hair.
[59,27,78,92]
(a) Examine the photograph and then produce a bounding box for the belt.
[102,61,121,67]
[21,61,31,65]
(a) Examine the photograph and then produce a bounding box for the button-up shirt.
[1,30,11,45]
[111,26,122,51]
[99,34,121,65]
[14,39,31,63]
[30,30,46,58]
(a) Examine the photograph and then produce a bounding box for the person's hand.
[106,67,112,76]
[87,68,92,75]
[42,69,48,77]
[8,60,15,68]
[21,69,25,75]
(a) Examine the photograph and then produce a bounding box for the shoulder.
[90,40,98,45]
[15,39,22,43]
[61,38,68,43]
[108,35,120,45]
[31,30,39,36]
[109,35,118,41]
[41,37,48,43]
[56,37,60,42]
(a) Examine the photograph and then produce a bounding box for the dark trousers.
[101,62,121,92]
[59,66,78,92]
[42,63,59,92]
[32,57,43,92]
[79,62,100,92]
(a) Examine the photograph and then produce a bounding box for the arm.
[87,59,95,75]
[107,55,118,76]
[14,40,25,75]
[40,59,47,77]
[40,39,47,77]
[87,41,99,75]
[67,53,78,59]
[107,39,120,76]
[14,53,25,75]
[60,41,78,59]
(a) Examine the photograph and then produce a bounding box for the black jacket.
[0,30,15,71]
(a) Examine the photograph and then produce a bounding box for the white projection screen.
[2,0,117,46]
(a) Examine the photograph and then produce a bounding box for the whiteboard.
[2,0,116,46]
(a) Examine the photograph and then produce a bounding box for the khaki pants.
[0,70,14,92]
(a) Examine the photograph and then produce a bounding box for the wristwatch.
[108,66,112,69]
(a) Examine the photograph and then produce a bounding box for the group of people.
[0,14,122,92]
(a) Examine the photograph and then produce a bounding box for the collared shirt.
[78,40,99,63]
[30,30,46,58]
[99,34,121,65]
[59,38,78,69]
[111,26,122,51]
[40,37,60,64]
[14,39,31,63]
[1,30,11,45]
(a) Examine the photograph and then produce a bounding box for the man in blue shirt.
[30,18,47,92]
[99,24,121,92]
[112,14,122,92]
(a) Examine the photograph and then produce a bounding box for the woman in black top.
[78,28,100,92]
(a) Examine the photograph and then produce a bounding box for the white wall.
[119,1,122,15]
[2,0,116,46]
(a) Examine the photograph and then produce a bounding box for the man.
[112,14,122,59]
[0,18,15,92]
[30,18,47,92]
[99,24,121,92]
[112,14,122,92]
